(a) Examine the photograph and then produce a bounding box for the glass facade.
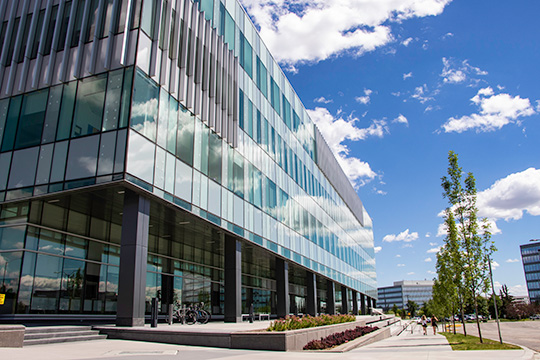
[0,0,376,322]
[521,242,540,303]
[377,280,434,312]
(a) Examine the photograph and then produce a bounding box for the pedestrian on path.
[431,316,438,335]
[421,315,428,335]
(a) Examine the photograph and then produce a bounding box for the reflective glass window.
[243,37,253,79]
[176,104,194,166]
[99,0,114,38]
[233,151,243,198]
[0,225,26,251]
[35,144,54,185]
[200,125,209,176]
[114,129,127,173]
[131,69,158,141]
[84,0,100,42]
[65,135,99,180]
[70,0,86,47]
[119,67,133,129]
[41,85,63,144]
[103,69,124,131]
[57,2,72,52]
[1,96,22,152]
[157,89,169,148]
[57,81,77,141]
[50,141,69,182]
[43,5,59,55]
[0,98,9,149]
[17,14,33,63]
[167,96,177,154]
[15,90,48,149]
[5,17,19,67]
[141,0,156,38]
[0,152,12,191]
[126,130,155,184]
[8,147,39,189]
[72,74,107,137]
[97,131,116,176]
[224,9,234,50]
[32,254,62,312]
[200,0,213,21]
[59,258,85,312]
[30,9,46,59]
[208,131,222,183]
[165,152,175,194]
[17,252,36,313]
[154,146,166,189]
[174,158,192,202]
[208,180,221,216]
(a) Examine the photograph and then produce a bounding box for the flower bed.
[267,314,356,332]
[303,325,378,350]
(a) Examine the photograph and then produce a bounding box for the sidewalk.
[1,320,537,360]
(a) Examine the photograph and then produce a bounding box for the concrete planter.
[0,325,25,347]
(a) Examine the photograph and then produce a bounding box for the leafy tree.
[499,284,514,318]
[391,303,399,316]
[407,300,419,318]
[439,151,496,342]
[488,293,502,319]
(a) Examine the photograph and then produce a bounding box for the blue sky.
[240,0,540,296]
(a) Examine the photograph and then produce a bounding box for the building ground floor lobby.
[0,182,376,325]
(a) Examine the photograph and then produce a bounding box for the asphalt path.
[451,320,540,352]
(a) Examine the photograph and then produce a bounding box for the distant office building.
[377,280,434,312]
[521,241,540,303]
[0,0,377,325]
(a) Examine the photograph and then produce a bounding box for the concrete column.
[367,297,372,314]
[341,287,349,314]
[352,291,358,315]
[276,258,290,318]
[306,271,317,316]
[326,280,335,315]
[372,299,377,308]
[116,191,150,327]
[224,235,242,322]
[360,293,366,315]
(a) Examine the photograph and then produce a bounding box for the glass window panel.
[208,131,222,183]
[157,89,168,148]
[140,0,156,37]
[233,151,243,198]
[5,17,19,67]
[126,130,155,184]
[99,0,113,38]
[43,5,59,55]
[16,14,33,63]
[0,98,9,147]
[56,81,77,141]
[131,69,158,141]
[16,251,36,313]
[84,0,100,42]
[224,9,234,50]
[165,152,175,194]
[200,125,209,176]
[57,2,72,52]
[0,22,8,59]
[233,194,243,227]
[35,144,54,185]
[243,38,252,79]
[64,235,87,259]
[105,265,118,312]
[0,251,22,314]
[41,85,63,144]
[0,152,11,191]
[154,146,166,189]
[176,105,194,166]
[102,69,124,131]
[114,129,127,173]
[72,74,107,137]
[0,225,26,250]
[15,90,48,149]
[208,180,221,216]
[174,158,192,202]
[97,131,116,176]
[65,135,100,180]
[30,9,46,59]
[115,0,128,34]
[1,95,22,152]
[8,147,39,189]
[50,141,68,182]
[32,254,63,312]
[200,0,213,21]
[167,96,177,154]
[70,0,86,47]
[119,67,133,129]
[158,0,168,49]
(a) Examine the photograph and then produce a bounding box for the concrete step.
[24,326,93,334]
[23,334,107,346]
[24,330,99,340]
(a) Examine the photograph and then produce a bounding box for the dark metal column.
[352,291,358,315]
[306,271,317,316]
[276,258,290,318]
[367,297,372,314]
[116,191,150,327]
[360,293,366,315]
[341,287,349,314]
[326,280,335,315]
[224,235,242,322]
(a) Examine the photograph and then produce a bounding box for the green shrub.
[267,314,356,332]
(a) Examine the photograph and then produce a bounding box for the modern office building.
[0,0,377,325]
[521,241,540,304]
[377,280,434,312]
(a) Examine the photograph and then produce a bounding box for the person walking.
[431,316,438,335]
[421,315,428,335]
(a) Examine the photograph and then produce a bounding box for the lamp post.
[488,255,503,344]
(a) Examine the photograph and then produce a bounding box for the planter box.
[0,325,25,347]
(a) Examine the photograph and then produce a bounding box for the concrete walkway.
[2,320,538,360]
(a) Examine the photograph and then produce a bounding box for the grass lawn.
[440,332,521,350]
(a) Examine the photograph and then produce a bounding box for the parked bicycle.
[173,302,211,325]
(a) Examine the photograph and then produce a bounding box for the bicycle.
[192,302,211,324]
[173,302,197,325]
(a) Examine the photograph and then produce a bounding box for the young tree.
[391,303,399,316]
[440,151,496,343]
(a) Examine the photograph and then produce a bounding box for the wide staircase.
[23,326,107,346]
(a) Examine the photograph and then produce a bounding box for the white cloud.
[401,37,413,46]
[396,254,401,258]
[314,96,333,104]
[440,57,488,85]
[478,168,540,221]
[308,107,385,187]
[397,264,406,267]
[403,72,413,80]
[429,242,437,246]
[427,270,436,275]
[425,257,432,262]
[491,261,500,269]
[506,259,519,263]
[411,84,435,103]
[383,229,419,243]
[442,87,536,133]
[407,272,415,275]
[240,0,452,65]
[393,114,408,126]
[374,246,382,253]
[427,246,441,254]
[355,89,373,104]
